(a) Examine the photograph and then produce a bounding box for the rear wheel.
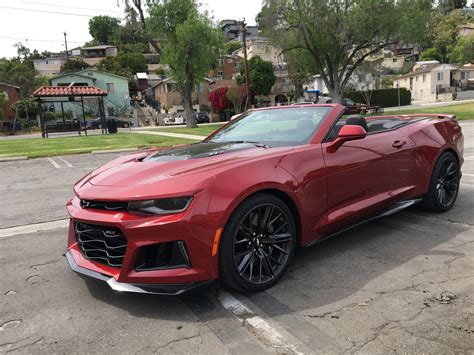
[219,193,296,292]
[122,122,130,128]
[420,152,460,212]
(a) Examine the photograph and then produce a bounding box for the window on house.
[227,58,233,63]
[437,72,443,81]
[393,58,397,63]
[217,59,223,66]
[217,71,224,77]
[423,74,426,82]
[87,72,93,76]
[106,83,114,93]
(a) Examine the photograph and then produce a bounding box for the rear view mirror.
[327,125,367,152]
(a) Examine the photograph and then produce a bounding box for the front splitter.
[65,251,210,295]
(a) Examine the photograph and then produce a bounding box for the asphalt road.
[0,122,473,353]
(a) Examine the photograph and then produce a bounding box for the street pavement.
[0,123,473,353]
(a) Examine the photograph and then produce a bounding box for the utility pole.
[64,32,69,64]
[239,19,251,110]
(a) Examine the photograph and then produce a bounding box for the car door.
[321,125,415,231]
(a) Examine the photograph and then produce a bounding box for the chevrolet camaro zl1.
[65,104,464,294]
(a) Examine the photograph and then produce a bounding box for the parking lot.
[0,122,473,353]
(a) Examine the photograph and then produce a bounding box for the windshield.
[207,107,332,147]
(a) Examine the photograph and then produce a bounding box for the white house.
[393,63,458,102]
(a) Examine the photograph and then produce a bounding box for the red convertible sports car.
[66,104,464,294]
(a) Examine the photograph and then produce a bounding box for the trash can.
[107,119,118,134]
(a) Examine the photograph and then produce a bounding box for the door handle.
[392,140,407,149]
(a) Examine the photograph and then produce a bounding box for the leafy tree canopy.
[449,35,474,64]
[258,0,432,101]
[148,0,223,127]
[239,55,276,96]
[438,0,467,13]
[89,16,121,45]
[61,59,90,73]
[97,52,147,78]
[420,47,443,62]
[224,40,242,55]
[0,43,48,98]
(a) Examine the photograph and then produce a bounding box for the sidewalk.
[131,130,205,140]
[384,98,474,112]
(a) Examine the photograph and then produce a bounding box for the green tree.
[449,35,474,64]
[120,0,161,54]
[61,59,90,73]
[224,40,242,55]
[98,52,147,77]
[438,0,467,13]
[258,0,432,102]
[239,56,276,97]
[0,43,48,98]
[148,0,223,127]
[426,10,468,62]
[89,16,120,45]
[0,92,5,118]
[419,47,443,62]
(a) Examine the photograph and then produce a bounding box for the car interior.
[325,115,415,141]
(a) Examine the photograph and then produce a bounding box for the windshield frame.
[203,105,336,148]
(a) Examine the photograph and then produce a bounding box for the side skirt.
[306,198,422,247]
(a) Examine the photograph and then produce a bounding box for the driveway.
[0,123,472,353]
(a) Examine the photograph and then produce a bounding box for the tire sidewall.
[219,193,297,292]
[427,152,460,212]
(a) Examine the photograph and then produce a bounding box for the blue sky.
[0,0,262,58]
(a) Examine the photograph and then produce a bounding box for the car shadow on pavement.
[80,203,468,325]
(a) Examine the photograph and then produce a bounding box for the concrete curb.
[91,148,139,155]
[0,156,28,162]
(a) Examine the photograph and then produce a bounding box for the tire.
[419,151,460,212]
[122,122,130,128]
[219,193,297,292]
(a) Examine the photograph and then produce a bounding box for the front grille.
[80,200,128,211]
[75,222,128,268]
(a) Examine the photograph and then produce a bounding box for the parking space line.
[0,219,69,239]
[463,173,474,177]
[47,158,61,169]
[58,157,73,167]
[217,290,303,354]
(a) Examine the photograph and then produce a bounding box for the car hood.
[81,142,282,189]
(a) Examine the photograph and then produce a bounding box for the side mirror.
[327,125,367,152]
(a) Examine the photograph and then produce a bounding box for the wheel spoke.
[261,205,274,229]
[273,221,288,235]
[259,249,274,278]
[235,237,251,245]
[262,233,292,245]
[238,252,253,274]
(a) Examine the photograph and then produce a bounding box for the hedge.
[345,88,411,108]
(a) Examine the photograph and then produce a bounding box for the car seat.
[345,115,368,132]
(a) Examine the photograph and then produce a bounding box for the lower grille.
[75,222,128,268]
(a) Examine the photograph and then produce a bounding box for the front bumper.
[66,194,219,294]
[66,251,209,295]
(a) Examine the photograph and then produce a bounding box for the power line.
[0,6,124,19]
[0,36,88,44]
[23,1,123,14]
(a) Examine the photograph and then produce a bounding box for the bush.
[345,88,411,107]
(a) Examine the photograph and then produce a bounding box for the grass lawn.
[149,123,226,136]
[0,133,197,158]
[384,102,474,120]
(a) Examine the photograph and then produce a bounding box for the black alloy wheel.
[420,152,460,212]
[219,194,296,292]
[122,122,130,128]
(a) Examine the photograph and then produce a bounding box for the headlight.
[128,197,193,215]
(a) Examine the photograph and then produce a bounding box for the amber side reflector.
[212,228,223,256]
